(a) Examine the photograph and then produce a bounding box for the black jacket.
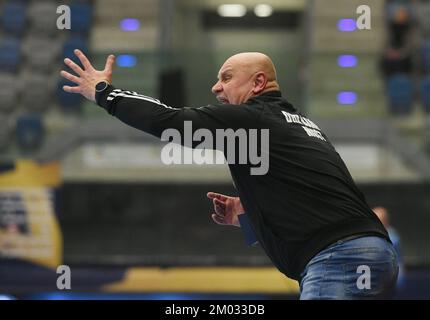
[97,87,390,280]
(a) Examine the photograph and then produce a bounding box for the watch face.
[96,81,108,92]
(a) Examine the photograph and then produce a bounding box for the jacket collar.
[250,90,298,112]
[258,90,282,98]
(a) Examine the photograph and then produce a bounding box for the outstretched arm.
[60,50,263,144]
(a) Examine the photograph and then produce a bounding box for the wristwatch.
[95,80,110,93]
[95,80,111,105]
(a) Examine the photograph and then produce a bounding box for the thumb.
[104,54,116,73]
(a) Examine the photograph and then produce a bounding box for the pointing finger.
[207,192,228,201]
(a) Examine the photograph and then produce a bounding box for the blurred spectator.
[380,46,413,78]
[373,206,405,291]
[386,3,413,48]
[386,73,414,115]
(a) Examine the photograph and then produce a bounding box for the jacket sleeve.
[97,86,263,148]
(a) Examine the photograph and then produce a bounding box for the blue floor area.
[18,293,274,300]
[1,259,429,299]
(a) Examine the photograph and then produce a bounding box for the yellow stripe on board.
[103,267,299,294]
[0,160,61,187]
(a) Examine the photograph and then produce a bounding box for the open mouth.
[217,96,229,104]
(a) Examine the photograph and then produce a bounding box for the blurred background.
[0,0,430,300]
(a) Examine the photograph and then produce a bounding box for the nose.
[212,81,222,95]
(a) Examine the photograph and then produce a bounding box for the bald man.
[61,50,398,299]
[211,52,280,105]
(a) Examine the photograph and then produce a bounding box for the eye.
[223,75,232,82]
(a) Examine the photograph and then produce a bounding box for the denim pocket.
[343,259,397,299]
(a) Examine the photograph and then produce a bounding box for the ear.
[252,72,268,94]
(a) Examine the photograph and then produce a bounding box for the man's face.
[211,59,254,105]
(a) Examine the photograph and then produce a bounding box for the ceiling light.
[254,4,273,17]
[217,4,247,17]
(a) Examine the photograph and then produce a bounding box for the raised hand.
[60,49,115,102]
[207,192,245,227]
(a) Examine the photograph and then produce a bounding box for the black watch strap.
[95,81,111,106]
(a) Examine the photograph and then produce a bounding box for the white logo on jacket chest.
[281,111,326,141]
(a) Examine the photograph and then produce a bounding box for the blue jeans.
[299,236,399,300]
